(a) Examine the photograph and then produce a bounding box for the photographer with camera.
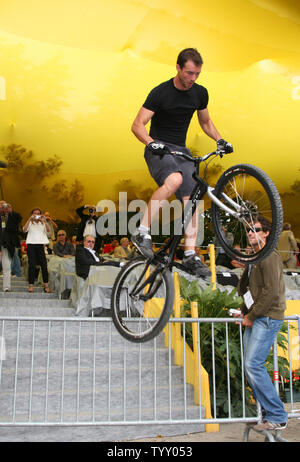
[76,204,101,253]
[0,201,22,292]
[23,208,51,293]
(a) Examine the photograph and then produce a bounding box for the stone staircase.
[0,275,75,317]
[0,275,205,442]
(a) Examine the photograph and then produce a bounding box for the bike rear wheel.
[111,257,174,343]
[211,164,283,264]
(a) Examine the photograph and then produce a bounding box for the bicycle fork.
[207,186,241,218]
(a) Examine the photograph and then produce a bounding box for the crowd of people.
[0,199,299,286]
[0,202,139,293]
[0,200,299,295]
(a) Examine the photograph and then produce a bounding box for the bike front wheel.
[111,257,174,343]
[211,164,283,264]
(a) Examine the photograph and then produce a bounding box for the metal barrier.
[0,315,299,439]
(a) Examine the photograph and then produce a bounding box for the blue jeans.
[243,316,288,424]
[11,248,22,277]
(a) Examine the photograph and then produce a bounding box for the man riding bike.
[131,47,233,276]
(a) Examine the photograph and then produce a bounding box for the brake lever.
[217,148,234,157]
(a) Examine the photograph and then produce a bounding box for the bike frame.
[112,149,283,341]
[155,149,236,269]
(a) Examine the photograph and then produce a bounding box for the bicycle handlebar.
[170,149,231,162]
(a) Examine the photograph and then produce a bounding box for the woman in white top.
[23,208,51,293]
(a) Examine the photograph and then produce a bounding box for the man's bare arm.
[197,108,222,141]
[131,107,155,146]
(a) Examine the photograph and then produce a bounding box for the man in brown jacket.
[238,215,288,432]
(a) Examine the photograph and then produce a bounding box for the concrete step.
[0,318,174,350]
[1,286,45,293]
[1,279,29,286]
[0,318,171,350]
[0,276,27,282]
[0,277,45,289]
[0,298,72,307]
[0,398,203,424]
[0,291,57,299]
[1,342,175,367]
[0,306,75,317]
[0,274,71,315]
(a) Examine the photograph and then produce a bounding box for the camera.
[34,215,41,220]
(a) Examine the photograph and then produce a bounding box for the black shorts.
[144,140,197,199]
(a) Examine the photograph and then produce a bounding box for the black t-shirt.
[143,78,208,147]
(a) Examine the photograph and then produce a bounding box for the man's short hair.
[84,235,95,242]
[256,215,272,238]
[177,48,203,69]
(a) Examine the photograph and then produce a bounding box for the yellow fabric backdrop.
[0,0,299,224]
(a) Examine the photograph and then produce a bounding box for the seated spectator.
[20,239,27,257]
[75,235,119,280]
[53,230,75,258]
[213,226,234,268]
[113,237,132,259]
[71,235,78,250]
[175,238,185,260]
[99,238,105,254]
[195,246,206,264]
[103,238,119,255]
[230,245,246,269]
[152,242,160,253]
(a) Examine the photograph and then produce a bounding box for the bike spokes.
[212,165,283,263]
[111,258,174,342]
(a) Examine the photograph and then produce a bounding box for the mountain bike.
[111,149,283,343]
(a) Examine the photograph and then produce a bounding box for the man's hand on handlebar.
[217,139,233,154]
[147,142,172,156]
[146,139,233,161]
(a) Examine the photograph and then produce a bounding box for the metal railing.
[0,315,299,432]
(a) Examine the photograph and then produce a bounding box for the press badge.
[243,290,254,310]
